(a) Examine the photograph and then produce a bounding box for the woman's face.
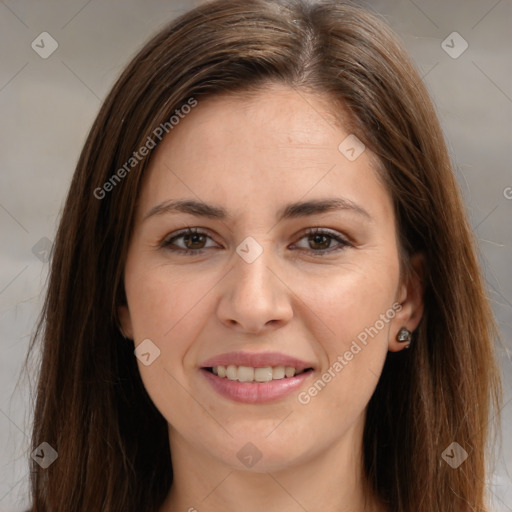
[119,84,422,472]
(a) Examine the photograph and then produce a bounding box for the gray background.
[0,0,510,510]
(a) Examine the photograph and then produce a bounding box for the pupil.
[186,233,204,249]
[311,234,329,250]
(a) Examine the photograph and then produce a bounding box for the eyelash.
[160,227,352,256]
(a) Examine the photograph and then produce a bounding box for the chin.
[207,434,317,473]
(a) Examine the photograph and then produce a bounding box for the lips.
[200,351,315,403]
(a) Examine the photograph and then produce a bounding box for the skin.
[119,83,424,512]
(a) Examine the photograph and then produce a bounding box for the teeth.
[285,366,295,378]
[272,366,285,380]
[226,365,237,380]
[255,367,273,382]
[210,365,308,382]
[237,366,254,382]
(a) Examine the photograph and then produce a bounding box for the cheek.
[123,257,224,404]
[124,256,218,341]
[124,260,216,426]
[301,258,399,348]
[291,258,398,412]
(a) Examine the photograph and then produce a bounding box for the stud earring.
[396,327,412,348]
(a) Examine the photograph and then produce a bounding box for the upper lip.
[200,351,315,370]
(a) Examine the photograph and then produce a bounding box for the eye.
[160,227,352,256]
[292,228,352,255]
[161,228,219,255]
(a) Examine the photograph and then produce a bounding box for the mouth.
[199,352,315,403]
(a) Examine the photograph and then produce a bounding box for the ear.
[388,252,425,352]
[118,304,134,340]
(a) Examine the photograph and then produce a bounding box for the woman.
[26,0,502,510]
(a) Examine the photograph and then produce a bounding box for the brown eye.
[293,228,351,255]
[161,228,217,254]
[308,233,332,251]
[182,232,207,250]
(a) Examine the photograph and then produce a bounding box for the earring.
[118,326,128,340]
[396,327,412,349]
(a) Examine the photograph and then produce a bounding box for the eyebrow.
[143,197,371,223]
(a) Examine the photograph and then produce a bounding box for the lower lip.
[201,369,313,403]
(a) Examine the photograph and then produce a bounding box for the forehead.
[173,85,350,152]
[136,84,393,226]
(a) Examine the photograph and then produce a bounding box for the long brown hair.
[26,0,502,510]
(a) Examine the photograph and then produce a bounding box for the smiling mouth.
[204,365,314,383]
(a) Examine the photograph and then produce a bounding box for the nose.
[216,244,294,334]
